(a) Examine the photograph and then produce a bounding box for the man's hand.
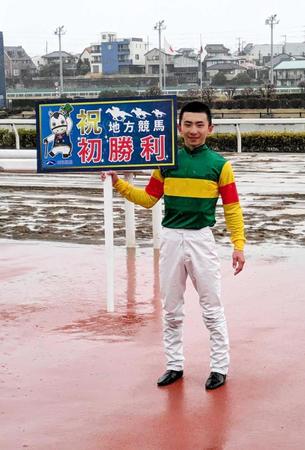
[100,171,119,186]
[232,250,245,276]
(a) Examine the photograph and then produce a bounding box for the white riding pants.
[160,227,229,375]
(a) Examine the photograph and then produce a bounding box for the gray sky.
[1,0,305,57]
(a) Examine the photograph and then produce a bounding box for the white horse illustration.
[106,107,133,121]
[131,108,152,119]
[152,109,166,118]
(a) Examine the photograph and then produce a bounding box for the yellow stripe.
[164,177,218,198]
[152,169,164,182]
[223,202,241,213]
[219,161,235,187]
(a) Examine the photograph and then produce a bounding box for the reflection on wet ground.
[1,241,305,449]
[0,304,46,324]
[54,312,149,342]
[1,152,305,246]
[0,243,161,342]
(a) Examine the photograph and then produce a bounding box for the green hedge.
[1,128,305,152]
[213,98,305,109]
[0,129,36,149]
[183,131,305,152]
[240,131,305,152]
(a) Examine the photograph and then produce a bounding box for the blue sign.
[36,96,177,173]
[0,32,6,108]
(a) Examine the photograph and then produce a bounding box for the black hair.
[179,101,212,125]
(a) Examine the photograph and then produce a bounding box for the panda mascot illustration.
[43,104,74,158]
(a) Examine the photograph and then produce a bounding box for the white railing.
[213,118,305,152]
[0,119,36,150]
[6,86,305,99]
[1,117,305,156]
[6,91,102,99]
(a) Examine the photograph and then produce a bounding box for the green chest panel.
[164,146,226,183]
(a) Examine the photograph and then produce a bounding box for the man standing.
[101,101,245,390]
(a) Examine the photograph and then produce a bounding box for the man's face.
[178,112,213,150]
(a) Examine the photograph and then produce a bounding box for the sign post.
[124,173,136,248]
[104,175,114,312]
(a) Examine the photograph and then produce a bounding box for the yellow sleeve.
[219,162,246,251]
[113,169,164,209]
[222,203,246,251]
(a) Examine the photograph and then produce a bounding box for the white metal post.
[104,175,114,312]
[265,14,279,85]
[154,20,165,91]
[124,173,136,248]
[235,124,242,153]
[12,123,20,149]
[158,25,162,91]
[55,25,65,96]
[152,200,162,249]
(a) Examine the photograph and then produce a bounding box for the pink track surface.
[1,240,305,450]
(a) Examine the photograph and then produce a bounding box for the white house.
[145,48,175,75]
[206,63,247,82]
[245,44,283,64]
[274,60,305,86]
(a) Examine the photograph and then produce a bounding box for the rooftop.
[205,44,229,52]
[42,51,74,58]
[207,63,246,70]
[274,60,305,70]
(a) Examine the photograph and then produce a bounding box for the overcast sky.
[1,0,305,57]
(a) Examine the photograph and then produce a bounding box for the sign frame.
[36,95,177,173]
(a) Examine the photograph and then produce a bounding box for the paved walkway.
[1,240,305,449]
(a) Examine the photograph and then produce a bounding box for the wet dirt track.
[1,152,305,246]
[1,152,305,449]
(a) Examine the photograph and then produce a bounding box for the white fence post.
[11,123,20,150]
[235,124,242,153]
[104,176,115,312]
[124,173,136,248]
[152,200,162,249]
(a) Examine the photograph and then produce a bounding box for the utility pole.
[198,34,203,90]
[154,20,166,91]
[54,25,65,96]
[281,34,287,54]
[237,37,242,54]
[265,14,279,85]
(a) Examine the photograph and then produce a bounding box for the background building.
[206,62,247,82]
[101,37,146,74]
[173,53,198,84]
[145,48,175,76]
[274,60,305,86]
[4,45,36,84]
[88,44,102,73]
[40,51,77,75]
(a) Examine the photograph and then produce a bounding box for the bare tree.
[224,88,236,99]
[186,88,201,99]
[259,83,276,115]
[200,87,216,105]
[241,87,254,97]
